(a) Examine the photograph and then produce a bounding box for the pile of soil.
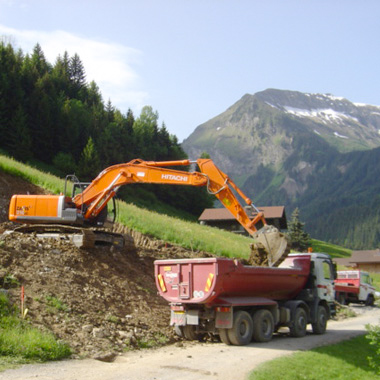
[0,171,209,359]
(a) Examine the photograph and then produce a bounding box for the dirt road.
[2,306,379,380]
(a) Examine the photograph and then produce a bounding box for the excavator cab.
[64,175,117,226]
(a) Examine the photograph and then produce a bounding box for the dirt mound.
[0,171,210,358]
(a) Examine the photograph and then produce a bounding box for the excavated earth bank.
[0,170,210,359]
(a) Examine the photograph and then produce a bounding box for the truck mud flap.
[215,308,233,329]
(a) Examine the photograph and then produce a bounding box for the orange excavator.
[8,158,289,265]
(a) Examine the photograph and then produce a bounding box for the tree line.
[0,41,212,216]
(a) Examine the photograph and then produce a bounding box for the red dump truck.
[335,270,376,306]
[155,252,336,346]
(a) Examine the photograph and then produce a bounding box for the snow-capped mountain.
[182,89,380,249]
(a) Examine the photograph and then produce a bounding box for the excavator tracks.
[10,224,125,249]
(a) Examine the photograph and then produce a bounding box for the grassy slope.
[249,335,379,380]
[310,239,352,258]
[0,155,66,195]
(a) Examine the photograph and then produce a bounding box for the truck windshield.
[361,273,372,285]
[323,261,334,280]
[337,272,359,279]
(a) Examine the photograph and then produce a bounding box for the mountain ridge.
[182,88,380,249]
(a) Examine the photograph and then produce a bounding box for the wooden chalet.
[334,250,380,273]
[198,206,287,235]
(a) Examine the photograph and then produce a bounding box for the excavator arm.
[9,158,265,235]
[72,158,266,234]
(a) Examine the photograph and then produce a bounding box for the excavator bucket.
[248,225,290,267]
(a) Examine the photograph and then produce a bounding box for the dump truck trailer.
[155,252,336,345]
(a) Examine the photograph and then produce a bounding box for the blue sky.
[1,1,380,142]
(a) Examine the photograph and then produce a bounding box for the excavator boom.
[69,158,266,234]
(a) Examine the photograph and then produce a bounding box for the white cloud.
[0,24,148,113]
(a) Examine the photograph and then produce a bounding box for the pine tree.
[8,106,32,160]
[68,53,86,97]
[105,99,115,122]
[133,106,160,159]
[77,137,100,180]
[86,81,103,108]
[200,151,211,159]
[287,208,311,252]
[31,43,50,77]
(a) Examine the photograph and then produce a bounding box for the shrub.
[52,152,76,175]
[0,293,71,361]
[366,323,380,374]
[0,317,71,360]
[0,292,16,317]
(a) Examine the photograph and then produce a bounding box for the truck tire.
[227,311,253,346]
[174,325,184,337]
[252,309,274,343]
[337,293,346,305]
[365,295,375,306]
[183,325,198,340]
[289,307,307,338]
[311,305,327,335]
[218,328,232,345]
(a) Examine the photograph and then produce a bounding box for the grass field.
[0,154,67,195]
[249,335,380,380]
[117,201,253,258]
[310,238,352,258]
[0,293,71,368]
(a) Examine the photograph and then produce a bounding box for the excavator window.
[72,182,90,198]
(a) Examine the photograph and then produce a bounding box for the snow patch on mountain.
[334,131,349,139]
[283,106,359,124]
[355,102,380,108]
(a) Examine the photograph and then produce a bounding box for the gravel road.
[2,305,380,380]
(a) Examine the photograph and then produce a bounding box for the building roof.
[198,206,286,221]
[349,250,380,264]
[333,258,354,267]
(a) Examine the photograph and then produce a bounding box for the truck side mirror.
[332,263,337,280]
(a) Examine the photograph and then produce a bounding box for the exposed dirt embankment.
[0,170,209,359]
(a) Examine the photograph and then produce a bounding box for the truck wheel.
[218,328,232,345]
[227,311,253,346]
[183,325,198,340]
[174,325,184,337]
[289,307,307,338]
[365,295,375,306]
[252,309,274,343]
[337,293,346,305]
[312,305,327,335]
